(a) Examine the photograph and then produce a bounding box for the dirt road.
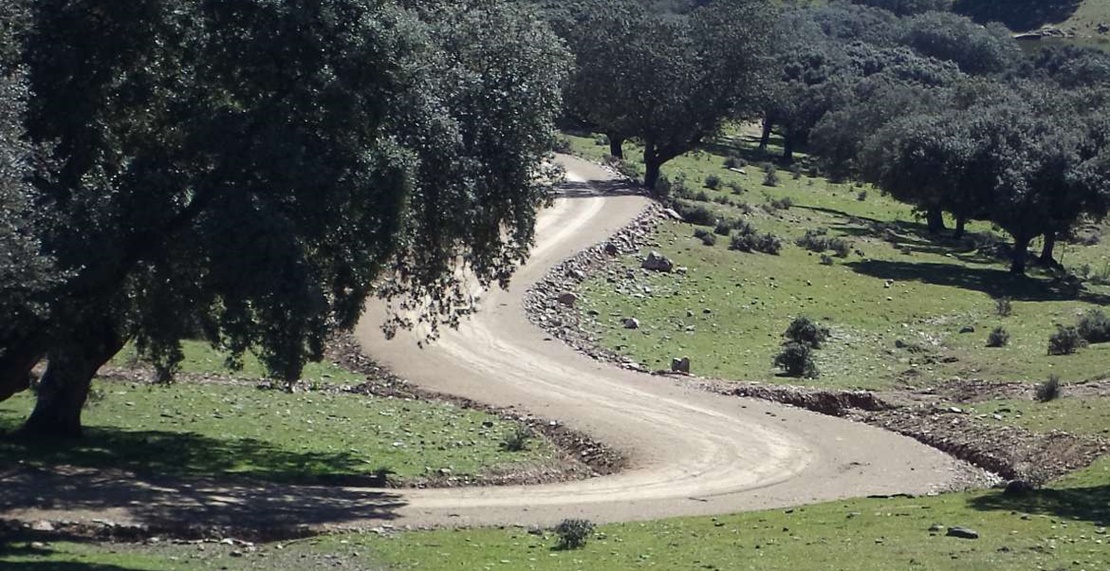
[0,156,972,534]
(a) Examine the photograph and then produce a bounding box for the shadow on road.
[555,179,644,199]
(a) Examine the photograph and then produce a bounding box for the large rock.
[641,251,673,273]
[670,357,691,374]
[622,317,640,330]
[946,526,979,539]
[556,292,578,307]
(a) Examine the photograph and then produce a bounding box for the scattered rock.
[641,251,674,273]
[946,526,979,540]
[670,357,691,374]
[622,318,640,330]
[556,292,578,307]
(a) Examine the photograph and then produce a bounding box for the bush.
[1077,309,1110,344]
[763,165,779,187]
[693,190,710,202]
[1048,325,1085,355]
[769,196,793,210]
[790,163,802,180]
[674,202,715,226]
[829,237,851,258]
[773,342,818,378]
[986,326,1009,348]
[552,137,572,153]
[704,174,721,190]
[554,519,595,550]
[819,254,834,265]
[856,190,867,201]
[723,156,740,169]
[785,316,829,349]
[796,228,830,252]
[500,426,533,452]
[694,228,717,246]
[713,220,732,236]
[731,231,781,255]
[995,296,1013,317]
[1035,375,1062,402]
[727,181,744,195]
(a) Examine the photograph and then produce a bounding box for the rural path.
[1,156,971,534]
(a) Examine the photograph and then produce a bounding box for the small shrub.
[712,194,730,205]
[763,165,779,187]
[554,519,595,550]
[713,220,732,236]
[735,201,754,215]
[723,156,740,169]
[1077,308,1110,344]
[727,181,744,195]
[1035,375,1062,402]
[704,174,721,190]
[796,228,830,252]
[694,228,717,246]
[593,135,607,146]
[784,316,829,349]
[769,196,793,210]
[773,342,818,378]
[653,174,674,198]
[995,297,1012,317]
[674,202,715,226]
[1090,263,1110,285]
[552,137,572,153]
[819,254,834,265]
[856,190,867,201]
[693,190,710,202]
[754,233,783,255]
[693,228,711,240]
[500,426,533,452]
[790,163,802,180]
[1048,325,1085,355]
[986,326,1009,348]
[614,159,640,180]
[829,237,851,258]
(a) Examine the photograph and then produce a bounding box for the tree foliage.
[1,0,569,436]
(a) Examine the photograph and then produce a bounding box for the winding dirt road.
[0,156,972,534]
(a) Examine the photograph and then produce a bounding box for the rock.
[604,243,619,256]
[959,325,975,334]
[30,521,54,532]
[641,251,674,273]
[662,208,683,221]
[1099,23,1109,34]
[671,357,691,374]
[946,526,979,539]
[556,292,578,307]
[928,523,943,533]
[566,268,587,281]
[622,318,640,330]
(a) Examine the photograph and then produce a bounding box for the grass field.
[6,457,1109,570]
[566,132,1110,391]
[0,339,555,484]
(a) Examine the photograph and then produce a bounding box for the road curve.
[354,155,969,527]
[0,156,969,534]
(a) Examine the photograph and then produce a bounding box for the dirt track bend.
[0,155,971,534]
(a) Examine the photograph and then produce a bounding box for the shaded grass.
[12,460,1110,570]
[567,132,1110,390]
[0,381,554,483]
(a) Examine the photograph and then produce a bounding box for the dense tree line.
[0,0,569,436]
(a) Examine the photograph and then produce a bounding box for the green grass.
[568,132,1110,390]
[9,459,1110,570]
[972,395,1110,438]
[111,339,365,384]
[0,381,554,484]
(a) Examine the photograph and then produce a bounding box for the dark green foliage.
[554,518,595,550]
[674,202,715,226]
[796,229,830,252]
[899,12,1020,76]
[769,196,793,210]
[500,426,533,452]
[704,174,721,190]
[713,220,732,236]
[1076,309,1110,344]
[727,181,744,195]
[693,228,717,246]
[762,164,779,187]
[850,0,953,16]
[773,341,818,378]
[1035,374,1062,402]
[857,190,868,201]
[729,227,782,255]
[987,326,1009,348]
[995,297,1013,317]
[1048,325,1085,356]
[693,189,711,202]
[819,254,834,265]
[785,316,829,349]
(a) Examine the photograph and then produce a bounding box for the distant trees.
[555,0,774,190]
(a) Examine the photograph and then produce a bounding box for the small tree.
[1048,325,1085,355]
[986,326,1009,347]
[785,316,829,348]
[774,341,819,378]
[554,518,595,550]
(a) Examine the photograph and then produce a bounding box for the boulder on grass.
[641,251,673,273]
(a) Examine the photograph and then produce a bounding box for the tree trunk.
[644,159,662,194]
[782,135,795,163]
[0,332,46,402]
[1040,231,1058,267]
[758,118,772,151]
[954,216,967,239]
[926,207,946,235]
[607,134,624,160]
[19,322,125,438]
[1010,234,1031,275]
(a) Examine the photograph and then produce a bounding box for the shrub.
[713,220,732,236]
[986,326,1009,348]
[769,196,793,210]
[704,174,721,190]
[763,165,779,187]
[731,232,781,255]
[773,342,818,378]
[829,237,851,258]
[1048,325,1085,355]
[693,190,710,202]
[723,156,740,169]
[554,519,595,550]
[500,426,533,452]
[727,181,744,195]
[995,296,1012,317]
[694,228,717,246]
[796,228,830,252]
[785,316,829,349]
[653,174,674,198]
[819,254,834,265]
[552,137,572,153]
[593,135,607,146]
[1077,309,1110,344]
[674,202,715,226]
[856,190,867,201]
[790,163,802,180]
[1035,375,1062,402]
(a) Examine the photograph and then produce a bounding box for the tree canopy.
[0,0,569,436]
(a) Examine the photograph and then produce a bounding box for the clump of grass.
[1035,374,1062,402]
[1048,325,1085,355]
[704,174,721,190]
[995,296,1013,317]
[500,426,533,452]
[986,326,1009,348]
[554,518,595,550]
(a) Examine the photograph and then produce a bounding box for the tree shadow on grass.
[846,259,1110,305]
[0,428,391,486]
[968,485,1110,526]
[954,0,1083,31]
